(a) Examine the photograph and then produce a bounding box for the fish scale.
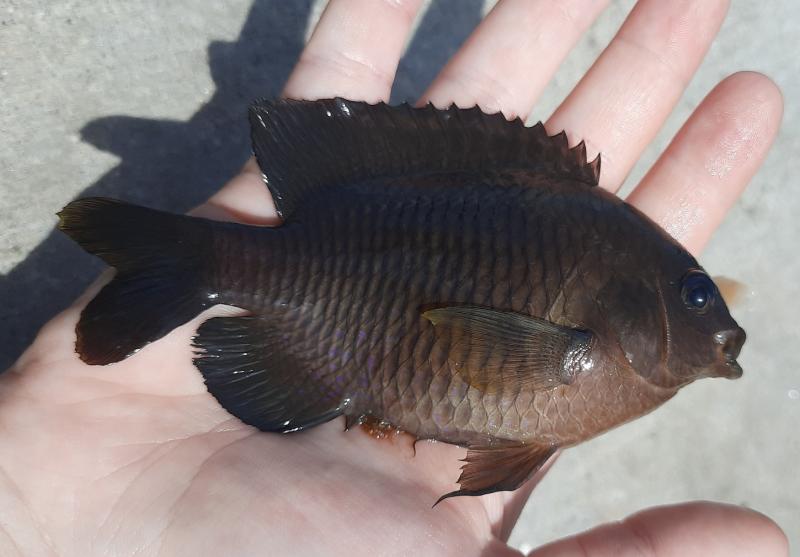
[208,179,653,446]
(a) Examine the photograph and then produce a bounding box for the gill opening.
[654,279,672,369]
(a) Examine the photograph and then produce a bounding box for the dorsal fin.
[249,98,601,220]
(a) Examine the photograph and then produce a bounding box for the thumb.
[527,501,788,557]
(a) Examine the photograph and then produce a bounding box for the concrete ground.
[1,0,798,551]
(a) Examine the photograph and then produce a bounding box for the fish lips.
[706,358,743,380]
[712,328,745,379]
[721,358,744,379]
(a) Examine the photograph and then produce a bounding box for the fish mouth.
[723,358,743,379]
[705,356,743,380]
[713,327,745,379]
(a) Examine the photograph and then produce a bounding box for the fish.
[57,98,746,503]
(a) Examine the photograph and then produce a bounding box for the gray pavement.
[1,0,798,552]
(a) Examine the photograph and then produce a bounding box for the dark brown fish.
[57,98,745,503]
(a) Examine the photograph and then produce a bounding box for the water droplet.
[788,389,799,400]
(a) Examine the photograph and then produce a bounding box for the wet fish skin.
[57,98,745,501]
[211,175,664,445]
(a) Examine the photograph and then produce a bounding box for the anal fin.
[435,442,557,505]
[193,316,346,433]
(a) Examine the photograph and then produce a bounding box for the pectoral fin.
[423,306,592,393]
[435,443,557,505]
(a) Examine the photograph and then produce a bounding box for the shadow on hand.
[0,0,483,371]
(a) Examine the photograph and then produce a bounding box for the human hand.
[0,1,788,555]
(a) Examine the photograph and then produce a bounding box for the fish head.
[657,263,746,386]
[595,245,745,389]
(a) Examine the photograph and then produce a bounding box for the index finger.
[204,0,424,222]
[284,0,424,102]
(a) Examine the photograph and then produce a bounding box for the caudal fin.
[58,198,217,365]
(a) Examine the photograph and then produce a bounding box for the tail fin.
[58,198,216,365]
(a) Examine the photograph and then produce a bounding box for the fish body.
[58,99,745,501]
[214,176,671,447]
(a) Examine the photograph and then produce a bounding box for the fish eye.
[680,271,715,313]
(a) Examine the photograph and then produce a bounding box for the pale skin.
[0,0,789,555]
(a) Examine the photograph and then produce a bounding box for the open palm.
[0,1,788,556]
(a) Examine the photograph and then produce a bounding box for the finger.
[421,0,609,119]
[627,72,783,255]
[548,0,729,190]
[192,158,277,223]
[205,0,424,222]
[529,501,789,557]
[283,0,424,102]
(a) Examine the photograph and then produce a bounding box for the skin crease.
[0,0,789,555]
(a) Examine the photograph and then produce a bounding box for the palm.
[3,303,522,555]
[1,1,788,556]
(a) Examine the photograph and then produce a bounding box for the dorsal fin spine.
[249,98,601,220]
